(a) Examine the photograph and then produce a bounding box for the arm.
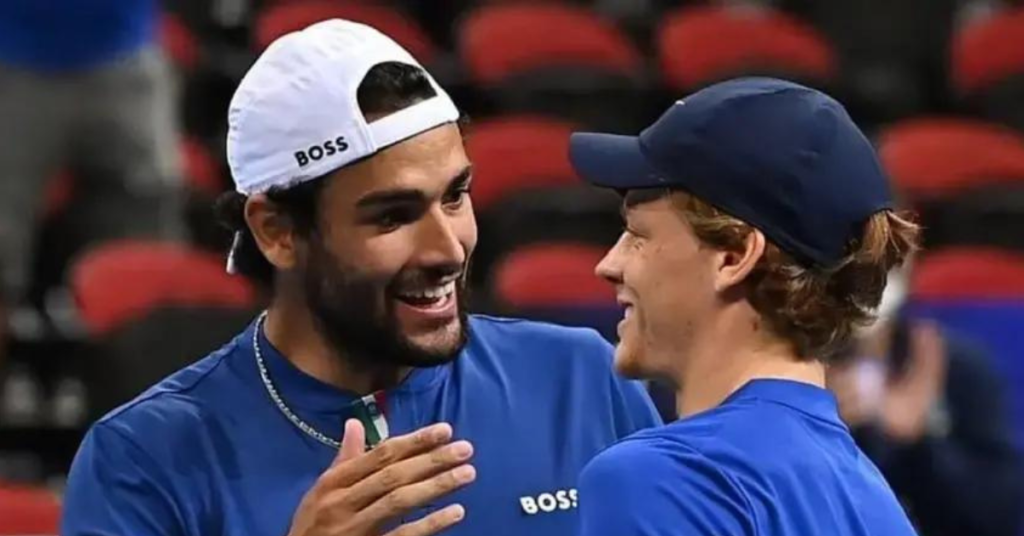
[578,439,753,536]
[61,422,188,536]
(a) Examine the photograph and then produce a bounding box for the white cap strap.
[367,94,460,150]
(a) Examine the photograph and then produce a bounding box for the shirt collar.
[723,378,842,424]
[244,316,451,414]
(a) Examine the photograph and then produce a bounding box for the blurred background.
[2,0,1024,534]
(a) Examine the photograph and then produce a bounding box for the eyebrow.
[355,188,425,209]
[448,165,473,190]
[355,165,474,210]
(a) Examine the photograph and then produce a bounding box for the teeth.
[401,281,455,300]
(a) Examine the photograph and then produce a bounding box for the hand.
[879,322,947,443]
[287,420,477,536]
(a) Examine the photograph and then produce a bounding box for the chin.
[401,318,467,366]
[613,342,651,380]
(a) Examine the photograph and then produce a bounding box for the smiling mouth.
[394,281,457,310]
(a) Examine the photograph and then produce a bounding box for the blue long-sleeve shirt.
[0,0,156,72]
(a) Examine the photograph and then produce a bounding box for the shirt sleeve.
[62,422,187,536]
[577,438,754,536]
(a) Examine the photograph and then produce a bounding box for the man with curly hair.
[569,77,922,536]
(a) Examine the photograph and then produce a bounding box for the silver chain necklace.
[252,312,342,449]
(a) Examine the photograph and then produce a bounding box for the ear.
[244,195,299,271]
[712,229,766,292]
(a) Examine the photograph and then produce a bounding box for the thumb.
[335,418,366,465]
[909,323,946,377]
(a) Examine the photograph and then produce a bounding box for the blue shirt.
[578,379,919,536]
[62,315,661,536]
[0,0,156,72]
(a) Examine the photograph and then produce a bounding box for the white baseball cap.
[226,19,460,196]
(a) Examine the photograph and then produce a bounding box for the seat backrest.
[951,6,1024,97]
[254,0,436,62]
[0,484,60,536]
[181,137,224,196]
[161,11,200,73]
[877,117,1024,200]
[491,242,620,338]
[492,242,614,308]
[657,4,837,91]
[459,4,640,86]
[71,240,258,337]
[465,115,578,210]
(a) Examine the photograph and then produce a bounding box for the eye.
[623,223,643,238]
[443,184,472,209]
[374,207,418,232]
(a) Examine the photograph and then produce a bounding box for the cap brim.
[569,133,667,190]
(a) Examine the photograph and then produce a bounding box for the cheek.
[632,245,708,338]
[320,234,410,290]
[456,208,478,256]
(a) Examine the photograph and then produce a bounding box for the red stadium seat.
[160,12,201,73]
[657,4,837,91]
[0,484,60,536]
[459,4,641,86]
[71,241,258,336]
[181,137,224,196]
[951,6,1024,97]
[911,247,1024,300]
[465,115,578,211]
[253,0,437,62]
[877,118,1024,199]
[492,242,614,308]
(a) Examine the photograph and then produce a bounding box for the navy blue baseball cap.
[569,77,893,268]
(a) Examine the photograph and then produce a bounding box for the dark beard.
[302,239,470,371]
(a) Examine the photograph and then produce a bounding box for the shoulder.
[579,430,755,535]
[467,314,614,365]
[465,314,622,393]
[94,333,245,449]
[465,314,659,431]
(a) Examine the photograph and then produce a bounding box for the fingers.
[344,440,474,508]
[321,423,454,489]
[358,465,477,528]
[335,419,366,466]
[904,322,947,390]
[382,504,466,536]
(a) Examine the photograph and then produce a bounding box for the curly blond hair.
[673,194,920,361]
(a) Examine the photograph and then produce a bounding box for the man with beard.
[61,20,660,536]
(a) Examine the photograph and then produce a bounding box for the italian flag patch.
[352,391,389,450]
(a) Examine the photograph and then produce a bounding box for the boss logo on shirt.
[519,488,578,515]
[294,136,350,167]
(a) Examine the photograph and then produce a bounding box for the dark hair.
[215,62,440,287]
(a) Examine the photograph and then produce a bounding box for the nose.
[595,235,626,285]
[414,206,468,268]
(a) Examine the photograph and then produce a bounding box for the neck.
[262,295,410,395]
[673,307,825,418]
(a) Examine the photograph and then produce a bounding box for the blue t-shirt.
[62,315,661,536]
[0,0,155,72]
[578,379,919,536]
